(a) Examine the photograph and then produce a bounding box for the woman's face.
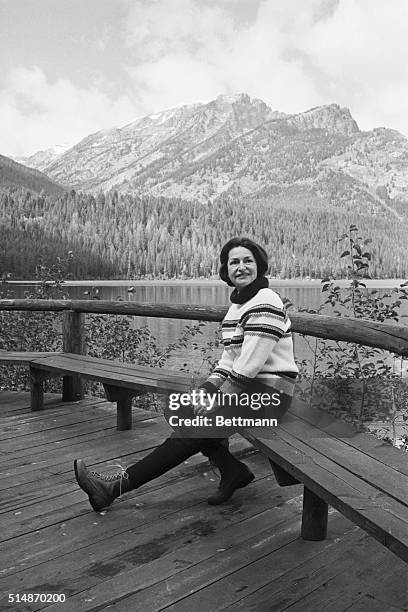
[227,246,258,290]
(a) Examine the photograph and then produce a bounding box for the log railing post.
[62,311,86,401]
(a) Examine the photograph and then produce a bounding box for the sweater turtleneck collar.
[230,276,269,304]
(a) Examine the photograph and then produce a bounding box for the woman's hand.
[193,395,218,416]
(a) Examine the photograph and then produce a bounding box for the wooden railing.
[1,298,408,356]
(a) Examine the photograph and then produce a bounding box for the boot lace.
[90,463,129,496]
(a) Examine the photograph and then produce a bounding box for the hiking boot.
[207,447,255,505]
[74,459,132,512]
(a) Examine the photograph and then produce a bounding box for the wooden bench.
[1,351,192,430]
[1,350,407,563]
[29,352,193,430]
[242,397,408,563]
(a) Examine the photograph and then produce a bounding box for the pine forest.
[1,187,407,280]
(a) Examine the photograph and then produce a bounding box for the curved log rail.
[1,299,408,357]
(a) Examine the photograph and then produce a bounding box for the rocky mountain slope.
[18,94,408,216]
[15,144,69,172]
[0,154,65,195]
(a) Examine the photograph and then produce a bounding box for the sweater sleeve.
[200,348,232,392]
[218,300,288,395]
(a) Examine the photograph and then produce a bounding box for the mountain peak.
[287,104,359,136]
[15,94,408,207]
[215,93,250,104]
[213,92,275,112]
[13,144,70,172]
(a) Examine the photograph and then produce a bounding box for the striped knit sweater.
[203,287,298,397]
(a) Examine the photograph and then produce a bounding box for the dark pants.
[126,384,293,490]
[164,382,293,440]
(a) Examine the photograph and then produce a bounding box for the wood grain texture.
[243,426,408,561]
[1,391,406,612]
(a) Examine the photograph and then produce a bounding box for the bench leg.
[62,374,84,402]
[117,394,134,431]
[301,486,328,541]
[103,384,141,431]
[30,367,44,411]
[269,460,300,486]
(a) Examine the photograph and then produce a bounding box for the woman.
[74,237,298,511]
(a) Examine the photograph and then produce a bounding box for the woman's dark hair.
[219,237,269,286]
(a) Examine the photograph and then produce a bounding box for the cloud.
[299,0,408,131]
[123,0,235,61]
[0,66,136,156]
[2,0,408,156]
[124,0,322,114]
[123,0,408,136]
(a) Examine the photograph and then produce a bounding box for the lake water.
[66,281,324,345]
[7,280,408,375]
[5,280,407,446]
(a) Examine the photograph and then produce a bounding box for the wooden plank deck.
[0,392,406,612]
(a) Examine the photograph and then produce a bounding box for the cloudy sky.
[1,0,408,157]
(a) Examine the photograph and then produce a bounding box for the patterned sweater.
[203,287,298,397]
